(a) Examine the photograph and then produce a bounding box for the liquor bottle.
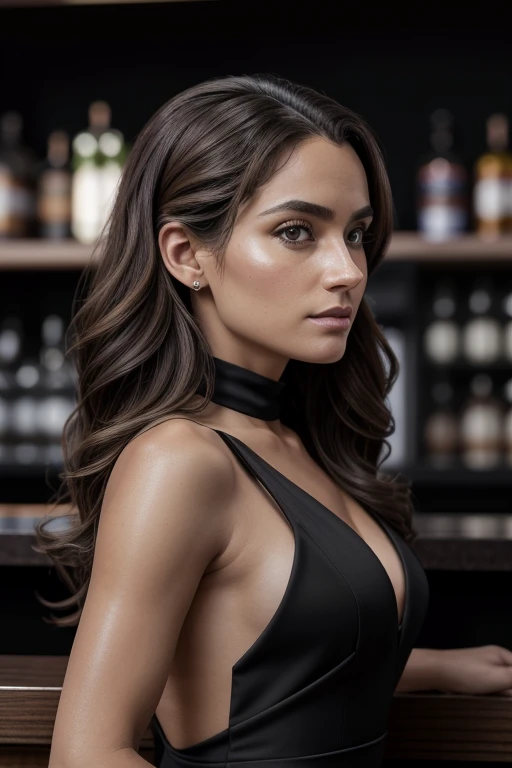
[0,314,23,384]
[461,278,502,364]
[36,130,72,239]
[0,111,38,238]
[11,337,44,465]
[416,109,468,241]
[504,378,512,467]
[71,101,127,244]
[423,379,459,467]
[503,288,512,363]
[97,122,127,232]
[473,114,512,238]
[38,314,76,389]
[423,279,460,364]
[459,374,503,469]
[0,315,24,465]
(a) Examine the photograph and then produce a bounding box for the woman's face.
[194,136,372,374]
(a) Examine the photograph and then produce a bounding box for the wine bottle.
[459,374,503,469]
[503,288,512,363]
[504,378,512,467]
[473,113,512,237]
[416,109,468,241]
[423,279,460,364]
[0,315,24,465]
[71,101,127,244]
[423,379,459,467]
[36,130,72,239]
[462,278,502,364]
[0,111,38,238]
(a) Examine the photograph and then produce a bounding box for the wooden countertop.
[0,655,511,762]
[413,512,512,571]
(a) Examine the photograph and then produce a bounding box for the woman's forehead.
[238,139,370,222]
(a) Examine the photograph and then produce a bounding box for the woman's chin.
[296,342,348,366]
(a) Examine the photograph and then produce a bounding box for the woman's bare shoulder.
[128,414,224,453]
[112,415,237,517]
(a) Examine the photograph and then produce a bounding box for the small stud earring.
[192,280,201,291]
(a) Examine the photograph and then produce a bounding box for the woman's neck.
[193,356,288,430]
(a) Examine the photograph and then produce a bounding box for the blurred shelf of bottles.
[0,313,76,471]
[0,101,128,244]
[417,110,512,242]
[421,273,512,470]
[2,102,512,249]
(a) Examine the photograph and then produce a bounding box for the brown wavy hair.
[34,73,416,628]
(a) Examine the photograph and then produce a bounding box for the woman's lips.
[308,316,351,329]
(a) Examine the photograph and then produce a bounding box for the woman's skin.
[49,137,512,768]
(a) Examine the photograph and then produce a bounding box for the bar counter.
[1,655,511,765]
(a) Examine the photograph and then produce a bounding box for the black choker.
[196,357,287,421]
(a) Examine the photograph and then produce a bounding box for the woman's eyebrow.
[258,199,374,222]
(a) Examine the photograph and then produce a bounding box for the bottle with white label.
[503,289,512,363]
[36,314,76,465]
[423,279,460,364]
[416,109,468,241]
[459,374,503,469]
[473,113,512,238]
[462,278,502,364]
[504,378,512,467]
[0,315,24,464]
[71,101,127,244]
[0,112,38,237]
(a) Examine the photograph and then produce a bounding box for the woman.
[39,74,512,768]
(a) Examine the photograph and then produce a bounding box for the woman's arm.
[395,648,445,693]
[49,420,235,768]
[396,645,512,695]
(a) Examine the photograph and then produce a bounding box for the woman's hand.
[437,645,512,696]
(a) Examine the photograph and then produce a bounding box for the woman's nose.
[322,245,366,289]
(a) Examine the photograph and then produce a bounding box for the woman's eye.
[347,226,367,247]
[275,223,313,245]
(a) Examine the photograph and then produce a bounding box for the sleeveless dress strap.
[213,429,296,530]
[163,417,296,528]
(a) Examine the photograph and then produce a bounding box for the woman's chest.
[209,448,406,632]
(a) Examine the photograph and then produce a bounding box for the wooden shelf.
[1,233,511,270]
[0,504,72,519]
[386,232,512,261]
[0,240,94,270]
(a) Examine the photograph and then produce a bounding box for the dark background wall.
[2,3,512,232]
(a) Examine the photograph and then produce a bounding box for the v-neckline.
[216,429,407,636]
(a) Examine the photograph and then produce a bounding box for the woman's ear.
[158,221,208,290]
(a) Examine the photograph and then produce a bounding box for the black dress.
[151,427,429,768]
